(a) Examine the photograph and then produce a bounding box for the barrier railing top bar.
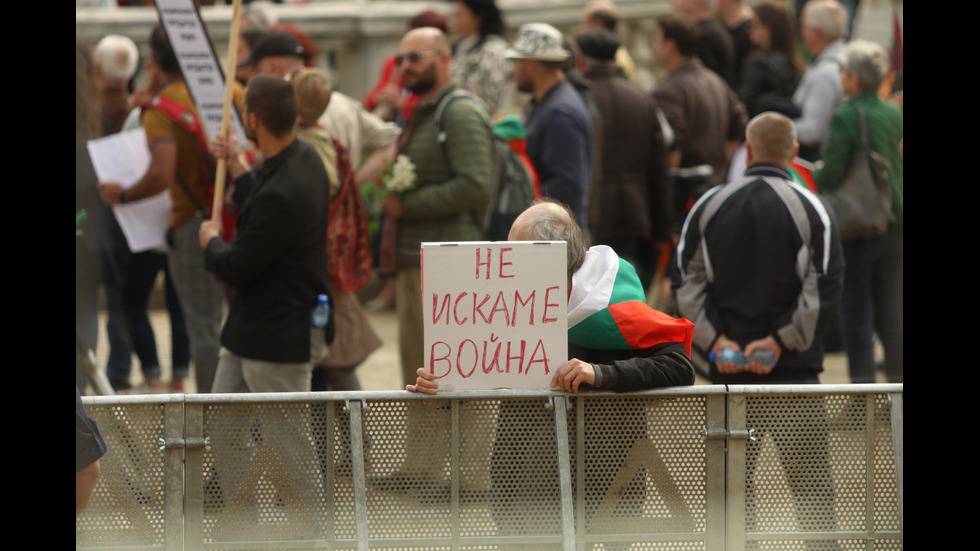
[82,383,902,406]
[83,393,186,406]
[726,383,903,395]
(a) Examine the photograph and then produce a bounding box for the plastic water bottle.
[708,348,776,370]
[311,294,330,329]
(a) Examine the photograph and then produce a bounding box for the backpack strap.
[433,89,492,229]
[434,89,489,144]
[141,95,217,216]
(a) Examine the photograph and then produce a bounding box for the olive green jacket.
[396,83,494,269]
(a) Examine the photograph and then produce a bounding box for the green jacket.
[396,83,494,269]
[814,93,903,227]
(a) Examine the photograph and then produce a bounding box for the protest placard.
[154,0,246,145]
[422,241,567,390]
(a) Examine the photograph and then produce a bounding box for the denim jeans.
[105,284,135,382]
[127,250,191,378]
[106,250,192,382]
[841,224,903,383]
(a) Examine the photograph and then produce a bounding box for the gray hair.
[844,39,890,94]
[513,200,588,280]
[802,0,848,40]
[243,1,278,29]
[92,34,139,83]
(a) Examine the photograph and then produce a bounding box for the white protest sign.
[154,0,247,145]
[422,241,568,390]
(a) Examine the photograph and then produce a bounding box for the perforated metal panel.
[78,387,902,550]
[203,401,331,543]
[361,400,455,540]
[736,390,902,551]
[359,397,568,547]
[75,402,167,549]
[489,397,567,543]
[581,395,707,547]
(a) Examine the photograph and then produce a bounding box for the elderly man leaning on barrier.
[410,200,695,394]
[406,200,696,539]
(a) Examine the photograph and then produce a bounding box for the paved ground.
[91,297,876,395]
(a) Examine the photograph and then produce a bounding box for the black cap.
[575,30,620,62]
[238,31,309,69]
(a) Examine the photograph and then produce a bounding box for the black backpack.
[435,91,538,241]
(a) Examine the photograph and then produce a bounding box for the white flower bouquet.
[382,154,418,194]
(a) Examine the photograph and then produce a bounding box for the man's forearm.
[125,171,170,202]
[104,140,178,205]
[355,143,397,186]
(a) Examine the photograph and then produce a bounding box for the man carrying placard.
[200,75,331,392]
[198,76,330,525]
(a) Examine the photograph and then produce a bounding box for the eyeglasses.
[394,49,440,67]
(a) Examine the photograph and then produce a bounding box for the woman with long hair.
[736,1,802,117]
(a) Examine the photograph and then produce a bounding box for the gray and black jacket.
[673,163,843,378]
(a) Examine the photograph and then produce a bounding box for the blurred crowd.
[75,0,903,395]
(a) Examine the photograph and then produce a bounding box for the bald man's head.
[509,201,588,281]
[398,27,452,96]
[402,26,449,52]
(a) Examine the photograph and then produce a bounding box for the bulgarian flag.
[568,246,694,356]
[790,157,817,193]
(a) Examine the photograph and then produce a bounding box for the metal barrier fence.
[76,384,903,550]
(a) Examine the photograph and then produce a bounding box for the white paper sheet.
[87,128,172,253]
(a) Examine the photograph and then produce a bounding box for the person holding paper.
[97,25,225,394]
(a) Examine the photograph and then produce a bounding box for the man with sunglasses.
[380,26,495,388]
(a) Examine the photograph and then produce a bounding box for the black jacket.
[572,342,695,391]
[206,139,330,363]
[584,64,671,243]
[674,164,843,380]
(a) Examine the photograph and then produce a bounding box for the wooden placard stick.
[211,0,243,222]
